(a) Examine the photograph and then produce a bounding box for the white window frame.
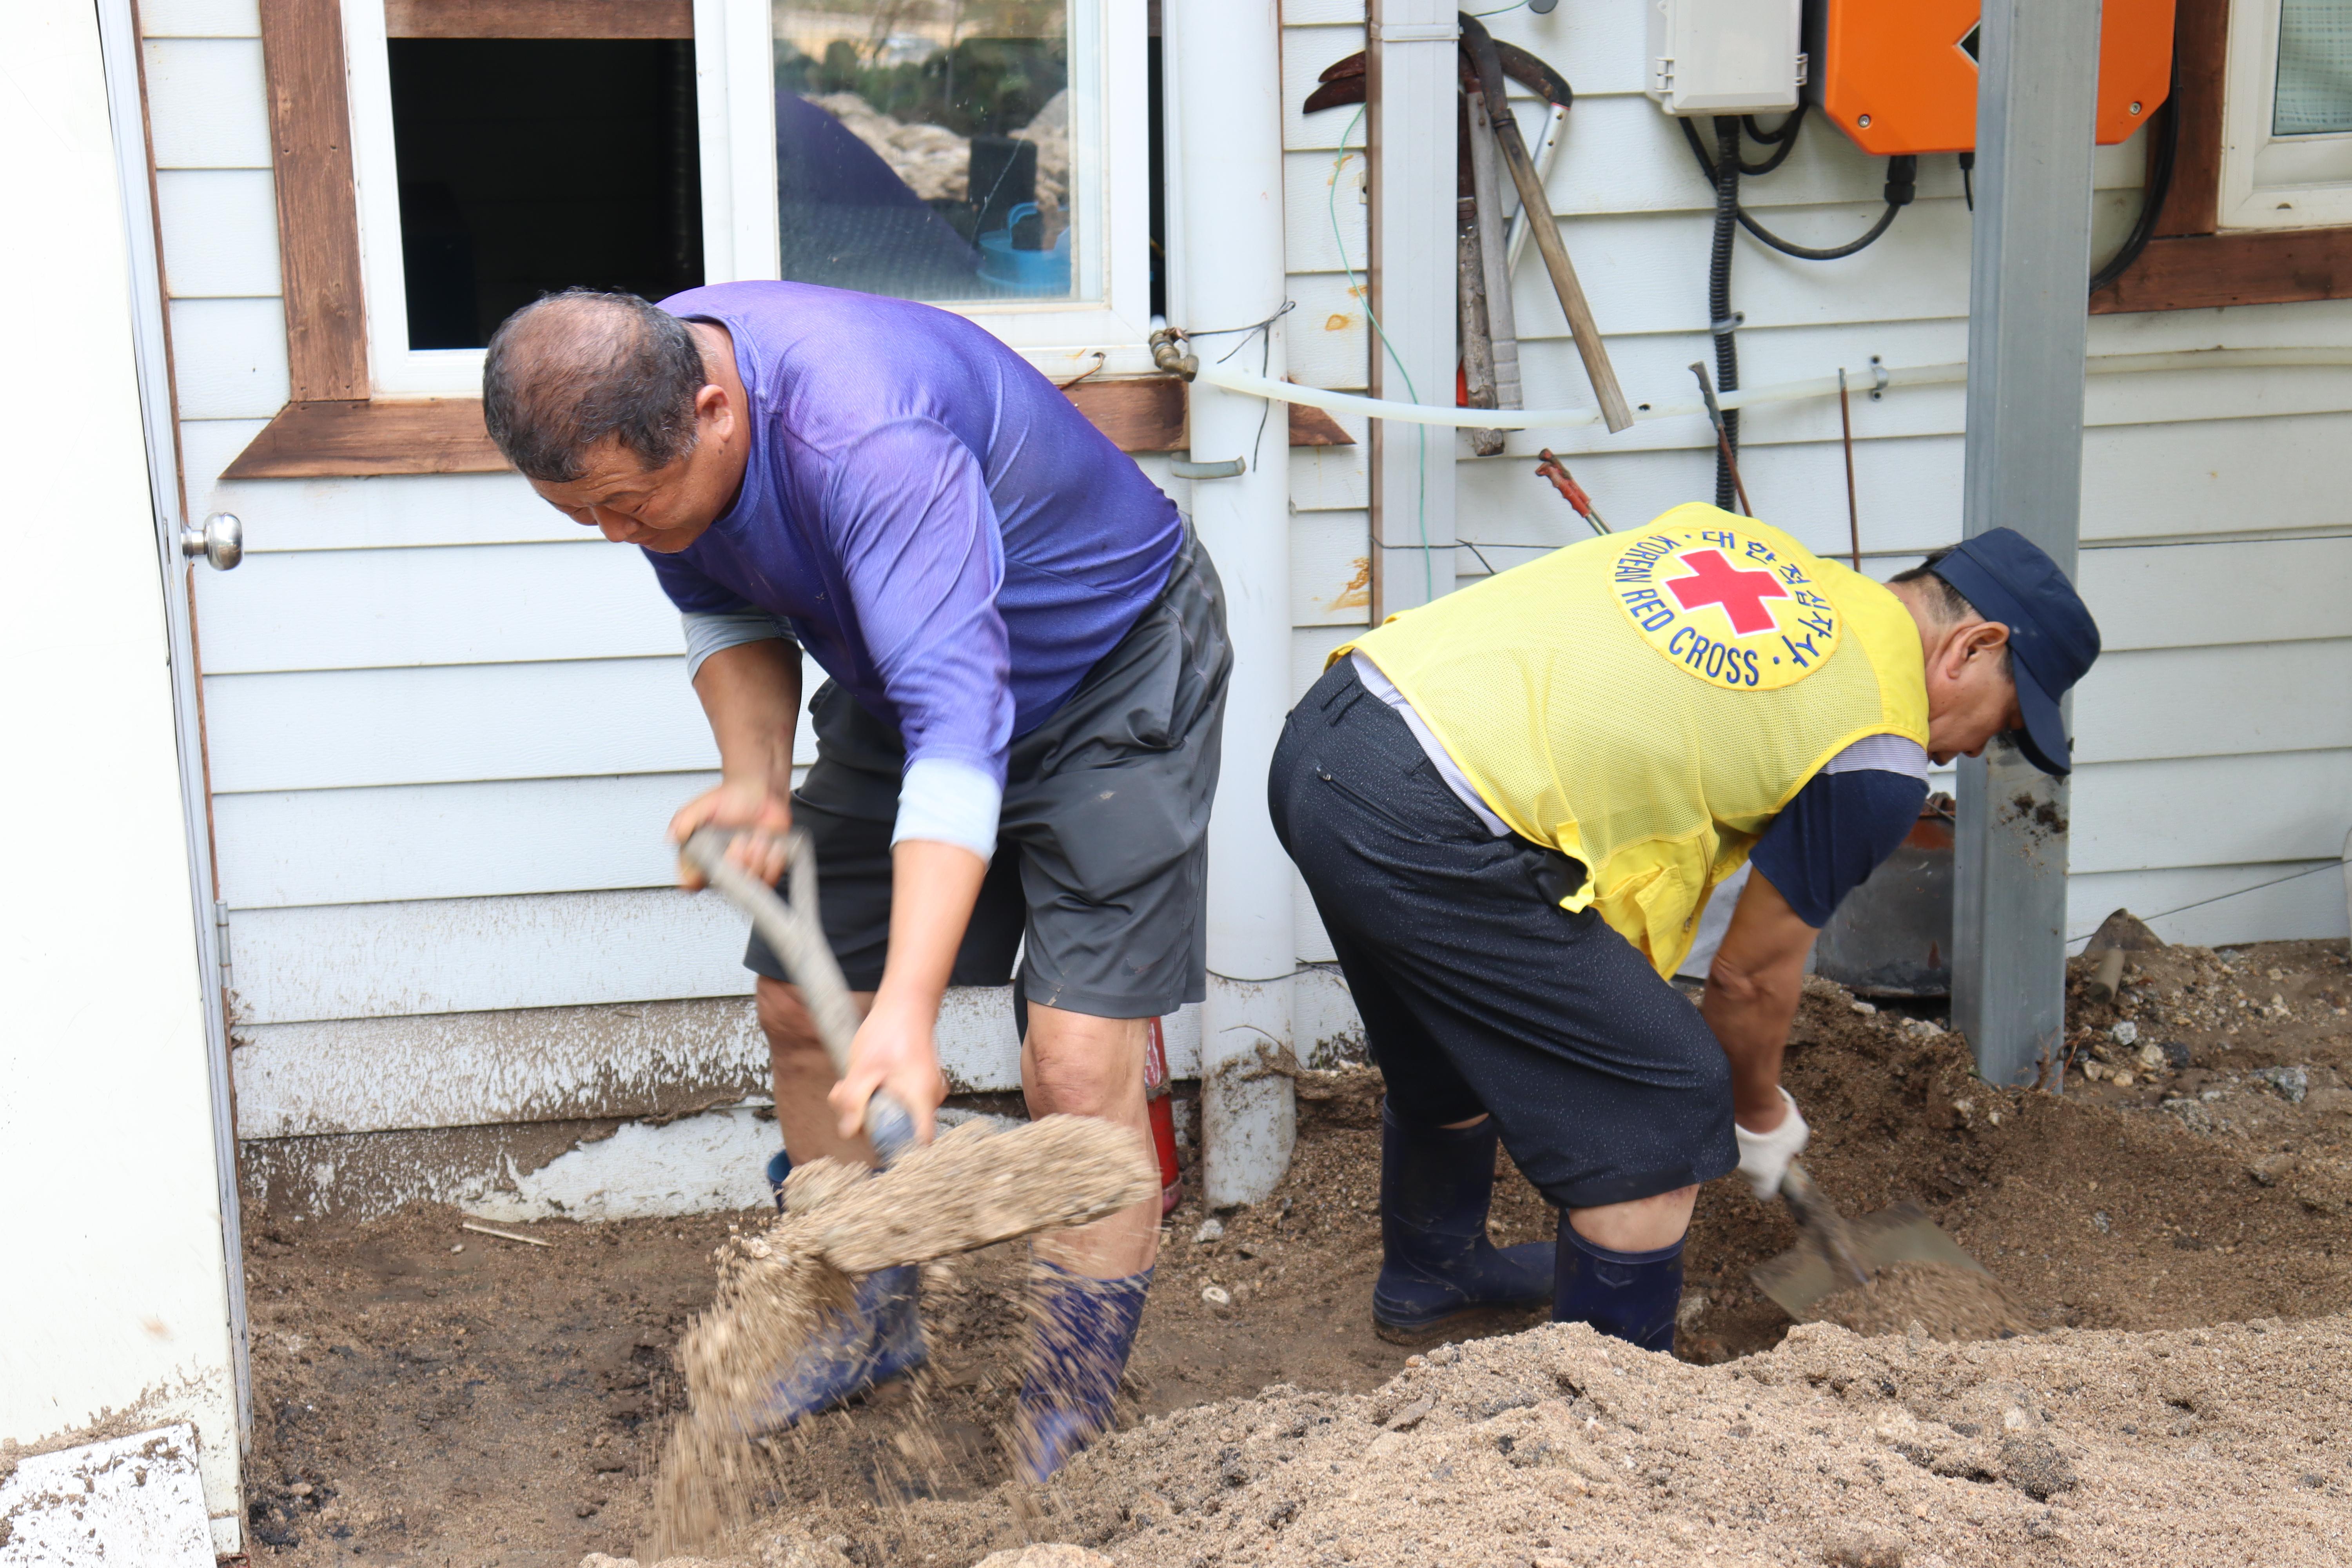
[340,0,1154,396]
[2219,0,2352,230]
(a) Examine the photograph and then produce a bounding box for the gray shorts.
[748,528,1231,1020]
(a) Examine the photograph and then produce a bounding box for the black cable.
[1680,118,1913,261]
[1742,106,1804,144]
[1708,117,1741,510]
[1730,102,1808,173]
[1959,151,1975,212]
[2090,51,2181,295]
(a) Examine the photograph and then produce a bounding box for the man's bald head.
[483,289,708,482]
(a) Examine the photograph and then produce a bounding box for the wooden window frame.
[228,0,1345,478]
[2093,0,2352,313]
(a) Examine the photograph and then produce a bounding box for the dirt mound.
[718,1313,2352,1568]
[240,940,2352,1566]
[1812,1260,2029,1341]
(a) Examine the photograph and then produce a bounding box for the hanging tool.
[1838,367,1861,569]
[1303,19,1632,434]
[1449,95,1505,456]
[1751,1161,1989,1322]
[1463,82,1524,457]
[1461,15,1633,434]
[1534,449,1609,535]
[1687,361,1752,516]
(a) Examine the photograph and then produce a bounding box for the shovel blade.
[1751,1201,1986,1322]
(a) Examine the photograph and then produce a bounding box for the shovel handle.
[1780,1162,1872,1290]
[679,826,917,1161]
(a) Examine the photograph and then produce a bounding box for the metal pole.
[1366,0,1459,618]
[1953,0,2101,1088]
[1169,0,1296,1206]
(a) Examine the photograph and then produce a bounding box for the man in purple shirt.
[481,284,1230,1479]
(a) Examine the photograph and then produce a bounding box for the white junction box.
[1646,0,1806,117]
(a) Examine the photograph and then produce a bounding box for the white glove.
[1733,1087,1809,1200]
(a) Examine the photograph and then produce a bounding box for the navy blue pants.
[1268,661,1737,1211]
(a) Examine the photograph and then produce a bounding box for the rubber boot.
[1012,1258,1152,1483]
[1372,1103,1555,1341]
[749,1145,927,1428]
[1551,1218,1683,1354]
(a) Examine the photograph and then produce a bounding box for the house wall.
[140,0,2348,1206]
[1279,0,2352,962]
[2,0,244,1550]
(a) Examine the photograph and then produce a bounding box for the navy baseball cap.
[1928,528,2101,777]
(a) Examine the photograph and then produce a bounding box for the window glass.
[2275,0,2352,135]
[388,40,703,349]
[771,1,1079,302]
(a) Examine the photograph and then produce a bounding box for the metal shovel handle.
[679,826,917,1160]
[1780,1162,1873,1291]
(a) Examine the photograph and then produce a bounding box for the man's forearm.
[1700,868,1819,1132]
[691,639,802,788]
[1700,975,1804,1130]
[872,839,990,1022]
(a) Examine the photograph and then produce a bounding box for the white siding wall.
[1278,0,2352,960]
[147,2,2350,1149]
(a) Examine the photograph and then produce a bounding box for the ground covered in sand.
[236,940,2352,1565]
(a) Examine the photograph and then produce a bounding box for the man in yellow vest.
[1269,506,2100,1353]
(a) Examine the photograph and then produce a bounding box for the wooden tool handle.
[1461,15,1633,434]
[681,826,916,1160]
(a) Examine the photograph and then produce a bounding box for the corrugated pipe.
[1194,345,2352,433]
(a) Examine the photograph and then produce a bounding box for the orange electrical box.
[1806,0,2175,156]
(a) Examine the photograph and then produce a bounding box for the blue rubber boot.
[1372,1102,1555,1342]
[1551,1218,1683,1354]
[1013,1259,1152,1483]
[749,1145,927,1428]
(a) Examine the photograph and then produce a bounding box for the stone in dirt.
[1810,1260,2029,1341]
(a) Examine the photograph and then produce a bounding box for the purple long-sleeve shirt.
[646,282,1183,842]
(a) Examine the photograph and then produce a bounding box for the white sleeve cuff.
[891,757,1002,861]
[681,609,795,679]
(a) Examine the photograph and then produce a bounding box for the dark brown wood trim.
[1066,375,1184,453]
[223,381,1358,479]
[223,399,507,477]
[385,0,693,39]
[258,0,369,400]
[2089,0,2352,312]
[2154,0,2225,238]
[1287,403,1356,446]
[2093,227,2352,312]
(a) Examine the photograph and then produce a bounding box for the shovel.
[1750,1161,1989,1322]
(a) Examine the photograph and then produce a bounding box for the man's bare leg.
[756,975,874,1167]
[1020,1003,1160,1278]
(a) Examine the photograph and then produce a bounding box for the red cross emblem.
[1662,548,1790,635]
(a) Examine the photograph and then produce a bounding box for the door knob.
[181,512,242,570]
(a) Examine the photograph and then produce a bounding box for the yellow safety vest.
[1343,504,1928,978]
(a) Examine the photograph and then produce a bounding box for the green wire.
[1329,106,1434,606]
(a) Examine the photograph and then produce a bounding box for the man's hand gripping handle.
[678,826,918,1162]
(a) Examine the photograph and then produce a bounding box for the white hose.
[1195,345,2352,434]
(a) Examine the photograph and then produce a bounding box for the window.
[772,1,1080,303]
[2220,0,2352,227]
[387,39,704,349]
[704,0,1152,372]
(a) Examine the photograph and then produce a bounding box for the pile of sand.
[1811,1261,2029,1341]
[626,1312,2352,1567]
